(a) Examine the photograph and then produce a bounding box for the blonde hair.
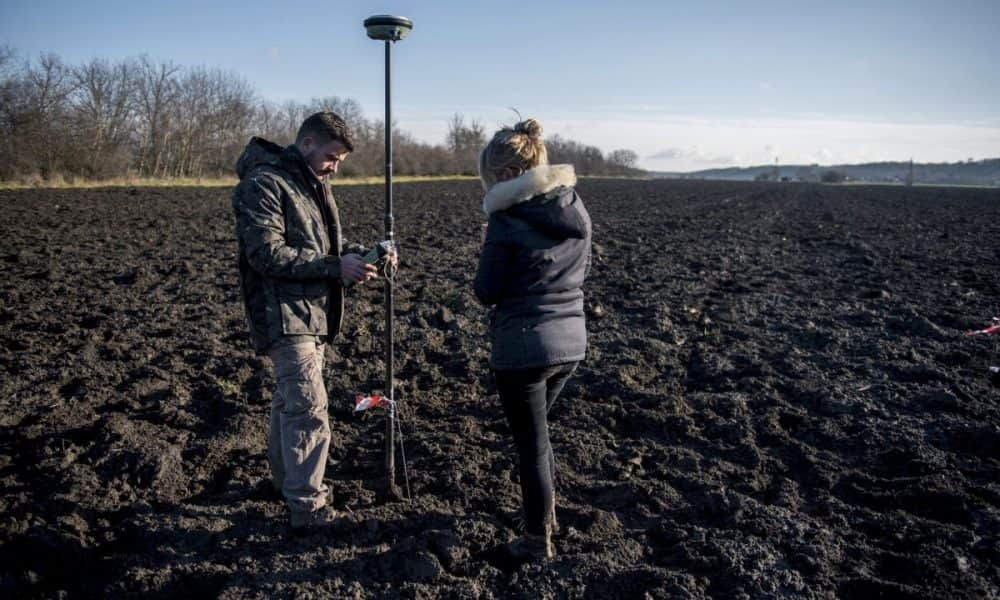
[478,118,548,189]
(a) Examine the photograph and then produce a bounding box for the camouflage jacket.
[232,137,344,354]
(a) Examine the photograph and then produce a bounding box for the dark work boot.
[507,526,554,560]
[289,506,339,534]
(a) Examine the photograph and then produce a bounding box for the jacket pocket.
[278,292,328,335]
[491,314,530,368]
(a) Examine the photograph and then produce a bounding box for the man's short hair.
[296,112,355,152]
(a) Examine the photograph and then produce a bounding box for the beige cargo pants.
[266,339,331,514]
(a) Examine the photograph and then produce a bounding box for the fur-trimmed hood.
[482,164,577,215]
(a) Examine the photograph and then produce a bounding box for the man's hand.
[340,253,379,284]
[480,223,488,244]
[384,246,398,270]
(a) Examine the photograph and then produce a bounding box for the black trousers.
[494,361,578,535]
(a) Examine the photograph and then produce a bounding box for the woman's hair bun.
[514,118,543,139]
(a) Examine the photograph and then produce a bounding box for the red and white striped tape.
[965,317,1000,337]
[354,394,392,412]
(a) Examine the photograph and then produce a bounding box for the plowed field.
[1,179,998,598]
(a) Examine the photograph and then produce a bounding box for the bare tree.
[607,149,638,170]
[164,66,257,177]
[548,136,643,176]
[0,46,23,178]
[312,96,365,129]
[254,100,285,144]
[133,55,180,177]
[17,53,76,177]
[446,114,485,175]
[206,69,256,175]
[71,57,136,177]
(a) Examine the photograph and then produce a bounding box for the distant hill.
[652,158,1000,186]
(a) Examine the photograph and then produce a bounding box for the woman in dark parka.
[473,118,592,560]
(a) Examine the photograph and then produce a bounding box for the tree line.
[0,48,644,182]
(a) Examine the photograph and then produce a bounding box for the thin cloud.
[649,147,739,164]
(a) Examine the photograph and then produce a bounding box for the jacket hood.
[235,137,285,179]
[506,184,589,240]
[482,164,577,215]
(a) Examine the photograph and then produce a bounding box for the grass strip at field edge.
[0,174,481,190]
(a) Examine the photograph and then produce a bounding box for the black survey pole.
[364,15,412,500]
[382,38,397,498]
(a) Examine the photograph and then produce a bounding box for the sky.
[2,0,999,172]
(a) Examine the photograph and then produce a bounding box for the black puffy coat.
[474,172,591,370]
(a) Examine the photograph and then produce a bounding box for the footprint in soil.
[111,269,139,285]
[476,543,528,576]
[79,314,106,329]
[58,377,86,400]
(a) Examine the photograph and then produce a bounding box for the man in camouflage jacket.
[232,112,379,530]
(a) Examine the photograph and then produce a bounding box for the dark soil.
[1,179,998,599]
